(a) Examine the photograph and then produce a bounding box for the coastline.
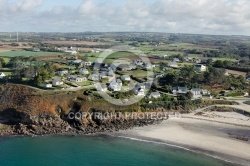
[111,113,250,166]
[1,110,250,166]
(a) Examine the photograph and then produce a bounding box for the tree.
[185,91,193,100]
[0,57,5,68]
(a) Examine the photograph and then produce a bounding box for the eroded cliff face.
[0,84,166,136]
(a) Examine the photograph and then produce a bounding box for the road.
[195,98,250,113]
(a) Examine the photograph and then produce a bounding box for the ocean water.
[0,135,235,166]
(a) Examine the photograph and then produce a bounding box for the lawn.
[212,57,238,62]
[119,69,152,79]
[0,50,63,57]
[85,51,137,64]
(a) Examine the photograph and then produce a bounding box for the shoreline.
[1,110,250,166]
[112,114,250,166]
[109,133,241,165]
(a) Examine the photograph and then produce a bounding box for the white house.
[44,84,53,88]
[67,46,73,50]
[68,76,86,82]
[149,92,161,99]
[84,61,93,66]
[136,83,146,90]
[108,69,115,76]
[52,78,63,86]
[144,63,153,69]
[168,62,178,68]
[194,64,207,72]
[190,88,202,98]
[57,70,68,76]
[79,68,89,75]
[109,79,122,91]
[72,60,83,66]
[134,87,145,96]
[133,83,146,96]
[96,84,108,92]
[133,60,144,66]
[88,74,100,81]
[65,50,77,55]
[33,48,40,52]
[172,87,188,95]
[121,75,131,81]
[201,89,210,95]
[0,72,6,79]
[173,58,180,62]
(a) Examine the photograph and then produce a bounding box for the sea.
[0,135,237,166]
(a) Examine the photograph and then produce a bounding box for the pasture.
[0,51,63,57]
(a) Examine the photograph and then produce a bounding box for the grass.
[77,81,93,86]
[84,51,137,64]
[0,50,63,57]
[119,69,151,79]
[212,58,238,62]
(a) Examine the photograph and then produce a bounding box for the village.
[1,32,250,105]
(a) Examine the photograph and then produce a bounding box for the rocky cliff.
[0,84,166,136]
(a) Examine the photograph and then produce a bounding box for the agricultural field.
[225,69,247,77]
[0,50,63,57]
[42,40,106,45]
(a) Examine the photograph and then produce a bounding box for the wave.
[108,134,237,165]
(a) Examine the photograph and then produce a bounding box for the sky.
[0,0,250,35]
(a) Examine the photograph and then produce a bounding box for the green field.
[212,57,238,62]
[0,51,63,57]
[84,51,137,64]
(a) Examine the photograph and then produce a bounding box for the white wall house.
[84,61,93,66]
[96,84,108,92]
[109,79,122,91]
[134,88,145,96]
[172,87,188,95]
[168,62,178,68]
[79,68,89,75]
[57,70,68,76]
[121,75,131,81]
[52,78,63,86]
[88,74,100,81]
[45,84,53,88]
[0,72,6,79]
[194,64,207,72]
[148,92,161,99]
[68,76,86,82]
[190,88,202,98]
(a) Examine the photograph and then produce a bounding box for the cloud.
[12,0,43,12]
[0,0,250,35]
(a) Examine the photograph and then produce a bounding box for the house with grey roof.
[79,68,89,75]
[121,75,131,81]
[52,78,63,86]
[148,92,161,99]
[96,84,108,92]
[172,87,188,95]
[190,88,202,98]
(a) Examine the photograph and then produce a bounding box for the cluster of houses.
[95,77,160,99]
[33,46,79,55]
[172,86,210,98]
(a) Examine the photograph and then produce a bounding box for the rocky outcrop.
[2,111,167,136]
[0,84,168,137]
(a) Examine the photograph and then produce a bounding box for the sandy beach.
[115,111,250,166]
